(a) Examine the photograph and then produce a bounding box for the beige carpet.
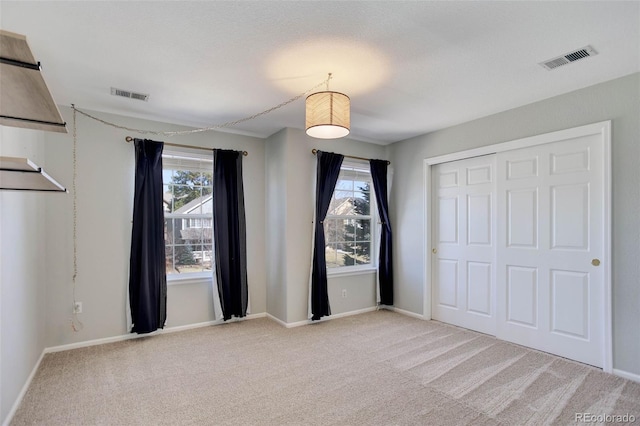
[11,311,640,425]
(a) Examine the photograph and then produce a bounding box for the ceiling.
[2,1,638,145]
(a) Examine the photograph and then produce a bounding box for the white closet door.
[496,134,604,367]
[431,155,497,335]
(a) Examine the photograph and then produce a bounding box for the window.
[324,162,375,271]
[162,149,214,279]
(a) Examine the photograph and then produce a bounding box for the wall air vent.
[539,45,598,70]
[110,87,149,101]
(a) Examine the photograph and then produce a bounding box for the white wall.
[389,72,640,376]
[43,107,266,347]
[0,126,48,422]
[265,128,386,324]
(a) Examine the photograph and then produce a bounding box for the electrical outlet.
[73,302,82,314]
[342,289,347,298]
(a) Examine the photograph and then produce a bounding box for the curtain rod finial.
[125,136,133,143]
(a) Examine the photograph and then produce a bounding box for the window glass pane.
[328,191,353,215]
[163,152,214,277]
[353,190,370,215]
[354,179,369,190]
[336,219,348,242]
[174,244,202,273]
[325,162,375,271]
[201,172,213,188]
[163,184,172,213]
[335,179,353,191]
[325,244,339,268]
[324,219,336,244]
[342,219,371,264]
[162,169,174,185]
[201,193,213,215]
[354,219,371,241]
[203,244,213,270]
[172,176,203,211]
[180,223,203,245]
[165,246,176,275]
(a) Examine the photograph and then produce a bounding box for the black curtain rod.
[311,148,390,165]
[125,136,248,156]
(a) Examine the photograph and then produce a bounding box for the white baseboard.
[46,312,267,354]
[613,368,640,383]
[331,306,377,320]
[2,349,46,426]
[266,313,294,328]
[267,306,378,328]
[388,306,426,320]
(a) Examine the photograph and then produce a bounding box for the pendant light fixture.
[305,73,350,139]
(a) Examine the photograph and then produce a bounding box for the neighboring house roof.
[173,194,213,214]
[331,197,355,216]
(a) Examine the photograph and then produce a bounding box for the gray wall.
[389,72,640,375]
[265,128,386,324]
[43,107,267,347]
[265,129,288,321]
[0,126,48,422]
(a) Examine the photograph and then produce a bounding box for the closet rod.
[311,148,390,165]
[125,136,248,156]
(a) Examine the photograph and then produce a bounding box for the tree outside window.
[324,163,374,270]
[163,152,214,278]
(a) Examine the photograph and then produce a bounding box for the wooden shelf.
[0,29,67,133]
[0,156,67,192]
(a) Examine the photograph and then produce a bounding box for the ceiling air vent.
[110,87,149,101]
[539,45,598,70]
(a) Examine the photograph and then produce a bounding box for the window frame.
[324,160,379,276]
[162,147,215,284]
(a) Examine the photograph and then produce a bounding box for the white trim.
[45,313,266,354]
[613,368,640,384]
[328,306,377,320]
[601,121,613,373]
[423,120,612,371]
[2,350,45,426]
[327,267,377,278]
[266,313,292,328]
[423,157,432,320]
[424,121,611,166]
[388,306,426,320]
[167,275,212,286]
[269,306,378,328]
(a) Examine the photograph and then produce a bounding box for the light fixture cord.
[71,105,84,333]
[71,75,332,137]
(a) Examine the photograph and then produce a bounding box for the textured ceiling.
[2,1,638,145]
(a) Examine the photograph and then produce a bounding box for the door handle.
[591,258,601,266]
[432,248,438,254]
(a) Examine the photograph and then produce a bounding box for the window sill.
[167,275,212,286]
[327,267,377,279]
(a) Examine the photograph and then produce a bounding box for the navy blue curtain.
[311,151,344,320]
[129,139,166,334]
[213,149,248,320]
[370,159,393,306]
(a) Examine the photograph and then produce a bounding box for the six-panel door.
[431,155,497,335]
[431,133,604,367]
